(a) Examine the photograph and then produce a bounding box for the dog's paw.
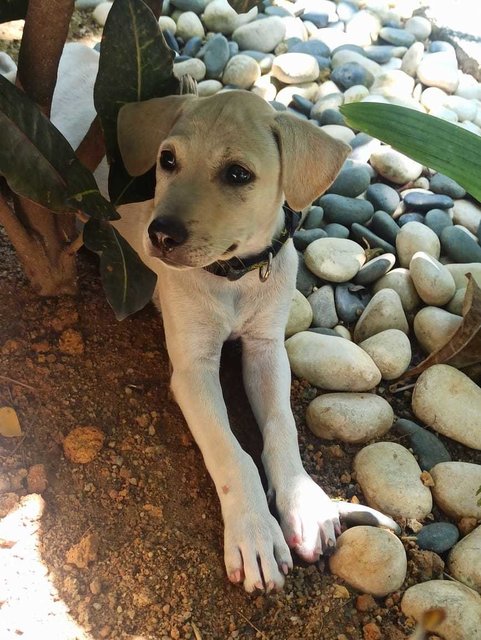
[275,474,341,562]
[223,508,293,593]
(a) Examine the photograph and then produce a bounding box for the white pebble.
[409,251,456,306]
[448,525,481,593]
[359,329,412,380]
[304,238,365,283]
[431,462,481,519]
[396,221,440,268]
[413,306,462,353]
[354,289,408,343]
[370,146,423,184]
[285,290,312,338]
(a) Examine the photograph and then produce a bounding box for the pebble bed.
[5,0,481,636]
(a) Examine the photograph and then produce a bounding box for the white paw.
[275,474,341,562]
[223,507,293,592]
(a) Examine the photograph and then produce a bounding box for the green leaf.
[0,0,28,23]
[94,0,178,206]
[83,219,157,320]
[340,102,481,202]
[227,0,262,12]
[0,75,119,220]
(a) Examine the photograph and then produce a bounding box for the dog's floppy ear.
[117,95,195,176]
[272,113,350,211]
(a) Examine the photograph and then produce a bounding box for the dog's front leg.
[242,333,341,562]
[169,353,292,591]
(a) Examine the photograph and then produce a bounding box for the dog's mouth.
[147,239,241,269]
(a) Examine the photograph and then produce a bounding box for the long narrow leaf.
[83,219,157,320]
[94,0,178,205]
[340,103,481,202]
[0,75,118,220]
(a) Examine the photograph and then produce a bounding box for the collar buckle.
[258,251,273,282]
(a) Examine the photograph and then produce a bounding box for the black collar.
[203,204,301,282]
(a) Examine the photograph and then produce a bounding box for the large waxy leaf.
[83,219,157,320]
[94,0,179,205]
[341,103,481,202]
[401,274,481,380]
[0,74,119,220]
[0,0,28,23]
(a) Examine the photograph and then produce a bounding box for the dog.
[113,90,401,592]
[45,45,400,593]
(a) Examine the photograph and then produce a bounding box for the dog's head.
[118,90,349,269]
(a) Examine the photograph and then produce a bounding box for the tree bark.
[17,0,75,116]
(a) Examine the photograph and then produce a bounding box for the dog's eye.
[159,150,176,171]
[225,164,252,185]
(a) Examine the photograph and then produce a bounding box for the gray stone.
[203,34,230,79]
[293,228,327,250]
[365,183,400,215]
[379,27,416,47]
[403,191,454,211]
[425,208,453,237]
[296,252,320,296]
[331,62,374,90]
[430,173,466,199]
[335,282,371,323]
[393,418,451,471]
[289,40,330,58]
[183,36,203,57]
[317,109,345,126]
[417,523,459,554]
[303,206,324,229]
[327,165,371,198]
[350,223,395,254]
[441,226,481,263]
[369,211,400,245]
[353,253,396,285]
[285,331,381,391]
[323,223,350,239]
[318,194,374,227]
[308,285,338,329]
[398,212,425,226]
[232,17,286,53]
[364,45,395,64]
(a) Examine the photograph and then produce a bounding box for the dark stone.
[335,282,371,323]
[365,183,400,215]
[425,209,453,237]
[379,26,416,47]
[303,206,324,229]
[403,192,454,211]
[287,108,309,120]
[318,108,345,126]
[351,223,395,253]
[441,226,481,263]
[331,44,365,57]
[369,210,400,245]
[398,212,425,226]
[331,62,374,90]
[228,41,239,58]
[323,223,350,239]
[429,41,455,54]
[301,12,329,28]
[394,418,452,471]
[289,40,330,58]
[183,36,203,57]
[270,101,287,111]
[319,194,374,226]
[351,132,374,149]
[308,285,338,328]
[430,173,466,199]
[353,253,396,285]
[290,94,314,117]
[416,523,460,554]
[163,30,180,53]
[327,165,371,198]
[293,228,327,250]
[363,45,396,64]
[296,252,320,296]
[203,34,230,79]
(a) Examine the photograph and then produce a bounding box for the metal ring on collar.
[259,251,273,282]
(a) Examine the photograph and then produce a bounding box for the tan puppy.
[114,90,396,592]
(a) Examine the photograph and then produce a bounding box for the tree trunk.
[1,0,82,296]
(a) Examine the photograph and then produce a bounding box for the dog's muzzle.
[148,216,188,254]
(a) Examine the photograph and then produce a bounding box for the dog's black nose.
[148,217,188,252]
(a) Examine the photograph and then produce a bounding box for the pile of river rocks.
[55,0,481,635]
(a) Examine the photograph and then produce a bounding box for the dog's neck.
[203,204,300,282]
